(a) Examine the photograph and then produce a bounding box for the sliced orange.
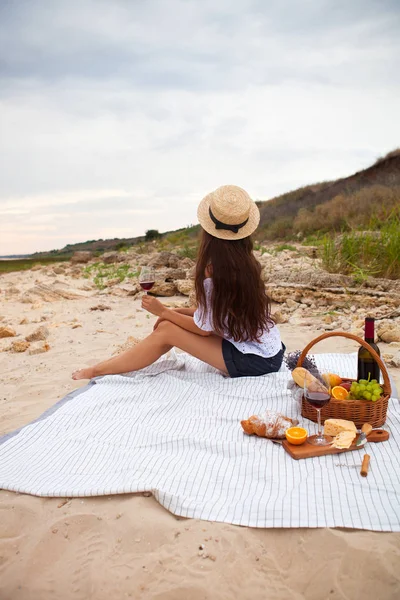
[285,427,308,445]
[332,386,349,400]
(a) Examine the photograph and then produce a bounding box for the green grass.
[177,243,198,260]
[254,244,272,255]
[274,244,297,253]
[0,256,70,274]
[83,262,140,289]
[301,233,325,246]
[321,217,400,280]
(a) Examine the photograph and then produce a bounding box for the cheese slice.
[324,418,357,437]
[331,430,357,449]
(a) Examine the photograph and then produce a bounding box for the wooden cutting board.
[282,429,389,460]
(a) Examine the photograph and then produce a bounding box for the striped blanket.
[1,352,399,531]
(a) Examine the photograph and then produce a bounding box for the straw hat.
[197,185,260,240]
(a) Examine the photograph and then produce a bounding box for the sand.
[1,267,400,600]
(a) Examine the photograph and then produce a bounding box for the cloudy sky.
[1,0,399,255]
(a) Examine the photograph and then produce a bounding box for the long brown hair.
[195,230,273,342]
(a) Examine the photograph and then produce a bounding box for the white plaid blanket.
[1,352,399,530]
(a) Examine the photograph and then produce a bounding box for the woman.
[72,185,284,380]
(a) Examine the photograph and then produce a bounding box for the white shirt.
[193,278,282,359]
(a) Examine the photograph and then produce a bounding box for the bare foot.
[72,367,95,380]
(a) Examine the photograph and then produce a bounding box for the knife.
[356,423,373,447]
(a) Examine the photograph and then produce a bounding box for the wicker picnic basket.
[297,332,391,428]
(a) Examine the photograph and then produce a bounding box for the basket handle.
[296,331,391,396]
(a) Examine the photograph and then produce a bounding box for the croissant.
[241,410,298,439]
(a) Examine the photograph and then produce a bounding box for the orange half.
[332,386,349,400]
[285,427,308,445]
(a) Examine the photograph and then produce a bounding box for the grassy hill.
[257,149,400,240]
[2,150,399,278]
[32,148,400,257]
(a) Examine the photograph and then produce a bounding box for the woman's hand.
[141,294,165,317]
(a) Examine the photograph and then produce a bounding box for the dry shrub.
[293,185,400,236]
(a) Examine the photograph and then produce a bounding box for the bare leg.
[72,321,228,379]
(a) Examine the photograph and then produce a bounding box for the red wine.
[140,281,155,291]
[305,391,331,409]
[357,318,380,381]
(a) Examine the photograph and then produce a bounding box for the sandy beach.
[1,261,400,600]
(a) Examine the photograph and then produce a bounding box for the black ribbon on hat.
[209,207,249,234]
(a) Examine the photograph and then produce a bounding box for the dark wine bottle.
[357,318,380,382]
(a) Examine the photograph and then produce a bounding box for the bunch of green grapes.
[350,379,382,402]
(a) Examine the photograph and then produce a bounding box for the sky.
[0,0,399,255]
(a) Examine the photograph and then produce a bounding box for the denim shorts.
[222,340,286,378]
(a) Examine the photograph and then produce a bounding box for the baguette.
[291,367,328,393]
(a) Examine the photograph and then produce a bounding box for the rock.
[389,342,400,349]
[188,265,196,279]
[178,257,195,269]
[22,284,87,302]
[78,283,96,291]
[149,282,177,297]
[289,317,314,327]
[389,351,400,368]
[353,318,365,328]
[123,285,140,297]
[5,286,21,296]
[136,254,152,266]
[70,251,93,264]
[168,254,181,269]
[19,318,29,325]
[323,314,334,324]
[109,288,129,297]
[157,268,187,281]
[148,252,175,268]
[261,269,269,283]
[40,310,55,321]
[102,252,125,264]
[25,325,50,342]
[10,340,30,353]
[31,264,42,271]
[0,326,16,338]
[286,299,299,309]
[377,323,400,343]
[90,304,112,311]
[53,266,66,274]
[176,280,194,296]
[272,310,289,324]
[105,278,121,287]
[28,342,50,355]
[20,294,35,304]
[300,297,314,306]
[324,323,339,331]
[302,246,318,258]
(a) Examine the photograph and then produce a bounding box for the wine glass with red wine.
[139,267,155,293]
[304,373,333,446]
